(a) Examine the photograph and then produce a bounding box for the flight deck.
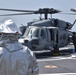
[35,44,76,75]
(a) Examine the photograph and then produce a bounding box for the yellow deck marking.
[44,65,57,68]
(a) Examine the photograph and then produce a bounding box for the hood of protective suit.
[0,19,21,34]
[0,19,22,52]
[5,41,23,52]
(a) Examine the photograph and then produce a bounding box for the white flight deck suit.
[0,19,39,75]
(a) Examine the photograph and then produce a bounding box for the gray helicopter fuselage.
[19,19,72,51]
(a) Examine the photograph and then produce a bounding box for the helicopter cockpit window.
[23,27,30,37]
[40,29,46,38]
[25,28,39,37]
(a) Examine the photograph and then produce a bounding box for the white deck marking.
[37,55,76,62]
[39,73,76,75]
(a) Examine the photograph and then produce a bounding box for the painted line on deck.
[39,73,76,75]
[44,65,57,68]
[37,56,76,62]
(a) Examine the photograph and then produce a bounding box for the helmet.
[0,19,21,34]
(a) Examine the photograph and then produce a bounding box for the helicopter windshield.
[25,27,39,37]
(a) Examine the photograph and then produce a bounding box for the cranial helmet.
[0,19,21,34]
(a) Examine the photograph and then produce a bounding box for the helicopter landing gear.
[51,44,60,56]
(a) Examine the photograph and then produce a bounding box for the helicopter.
[0,8,75,53]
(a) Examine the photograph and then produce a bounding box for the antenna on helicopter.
[73,19,76,25]
[70,8,76,26]
[21,24,24,26]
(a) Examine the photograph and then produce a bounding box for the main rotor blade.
[71,8,76,12]
[58,12,76,15]
[0,8,75,16]
[0,12,34,16]
[0,12,76,16]
[0,8,35,12]
[0,8,61,14]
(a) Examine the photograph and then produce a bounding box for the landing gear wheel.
[51,45,60,56]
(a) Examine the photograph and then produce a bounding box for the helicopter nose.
[22,40,32,49]
[18,38,24,43]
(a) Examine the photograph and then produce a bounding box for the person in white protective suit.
[0,19,39,75]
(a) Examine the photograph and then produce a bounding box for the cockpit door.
[49,29,58,47]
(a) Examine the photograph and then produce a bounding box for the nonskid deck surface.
[36,44,76,75]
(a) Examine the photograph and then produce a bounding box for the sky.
[0,0,76,31]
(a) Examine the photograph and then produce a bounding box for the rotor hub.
[35,8,61,19]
